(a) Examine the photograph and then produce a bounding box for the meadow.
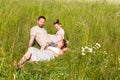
[0,0,120,80]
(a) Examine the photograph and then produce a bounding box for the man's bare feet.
[17,63,24,69]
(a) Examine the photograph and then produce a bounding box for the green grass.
[0,0,120,80]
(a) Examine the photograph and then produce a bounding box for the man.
[28,16,52,48]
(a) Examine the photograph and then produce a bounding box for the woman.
[17,39,67,68]
[49,19,65,43]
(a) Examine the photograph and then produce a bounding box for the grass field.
[0,0,120,80]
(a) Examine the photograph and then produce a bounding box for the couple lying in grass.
[16,16,68,68]
[17,39,68,68]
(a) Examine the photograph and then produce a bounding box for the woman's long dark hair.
[61,39,67,49]
[53,19,61,25]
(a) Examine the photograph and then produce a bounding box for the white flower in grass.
[81,47,86,55]
[81,47,85,52]
[82,52,86,55]
[96,43,101,47]
[92,43,101,49]
[81,46,89,52]
[92,46,96,49]
[88,48,93,53]
[95,43,101,49]
[85,46,93,53]
[85,46,89,49]
[81,46,93,55]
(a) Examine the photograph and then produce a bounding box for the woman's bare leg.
[17,49,32,68]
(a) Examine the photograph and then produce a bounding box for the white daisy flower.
[85,46,89,49]
[88,48,93,53]
[95,43,101,48]
[81,47,85,52]
[82,52,86,55]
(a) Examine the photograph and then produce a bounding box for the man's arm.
[28,36,35,47]
[41,42,50,50]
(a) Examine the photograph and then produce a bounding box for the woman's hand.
[59,48,68,55]
[59,50,64,55]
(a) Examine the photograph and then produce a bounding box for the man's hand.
[40,42,50,50]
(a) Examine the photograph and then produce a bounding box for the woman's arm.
[60,34,64,39]
[59,48,68,55]
[62,48,68,52]
[59,50,64,55]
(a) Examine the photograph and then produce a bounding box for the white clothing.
[29,47,54,61]
[47,46,60,54]
[30,26,52,46]
[56,28,64,39]
[50,28,65,42]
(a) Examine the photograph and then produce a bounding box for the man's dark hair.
[38,16,46,20]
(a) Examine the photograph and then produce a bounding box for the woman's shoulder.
[58,28,64,34]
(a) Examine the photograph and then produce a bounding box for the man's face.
[37,18,46,28]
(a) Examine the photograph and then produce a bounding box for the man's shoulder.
[31,26,38,30]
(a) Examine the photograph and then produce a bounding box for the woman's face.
[54,24,61,30]
[57,40,64,48]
